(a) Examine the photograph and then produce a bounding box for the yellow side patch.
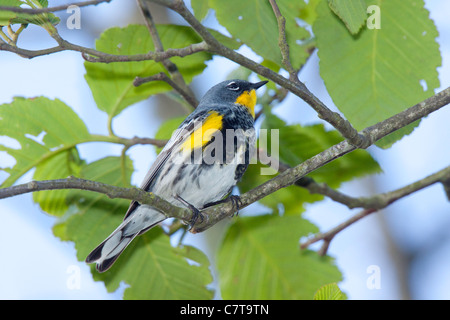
[235,89,257,118]
[182,111,224,152]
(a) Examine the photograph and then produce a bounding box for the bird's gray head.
[198,79,268,117]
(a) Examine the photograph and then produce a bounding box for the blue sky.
[0,0,449,299]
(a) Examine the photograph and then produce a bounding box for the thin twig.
[136,0,198,106]
[123,135,167,148]
[1,88,449,234]
[134,72,198,108]
[0,177,191,223]
[300,165,450,255]
[2,0,365,147]
[191,86,450,232]
[301,208,378,256]
[155,0,367,148]
[268,0,296,80]
[0,36,208,62]
[277,160,450,211]
[0,0,111,14]
[1,0,450,238]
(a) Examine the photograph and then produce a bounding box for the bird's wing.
[123,110,208,220]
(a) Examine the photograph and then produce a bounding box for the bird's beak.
[251,80,268,90]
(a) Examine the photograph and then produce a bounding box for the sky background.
[0,0,449,299]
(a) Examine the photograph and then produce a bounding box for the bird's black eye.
[227,81,240,91]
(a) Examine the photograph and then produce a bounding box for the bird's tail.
[85,206,166,272]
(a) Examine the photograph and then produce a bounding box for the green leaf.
[58,156,134,257]
[210,0,312,69]
[118,232,214,300]
[269,122,381,187]
[239,111,380,214]
[0,0,22,25]
[313,282,346,300]
[217,214,343,299]
[0,97,91,190]
[328,0,367,35]
[208,28,242,51]
[59,156,214,299]
[0,0,60,26]
[190,0,210,22]
[35,0,48,7]
[314,0,441,148]
[298,0,321,26]
[32,148,84,216]
[239,162,323,215]
[84,24,213,119]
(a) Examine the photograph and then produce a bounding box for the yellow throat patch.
[182,111,224,152]
[235,89,257,118]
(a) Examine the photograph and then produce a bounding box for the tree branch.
[3,0,364,147]
[0,0,111,14]
[147,0,367,148]
[133,71,198,108]
[268,0,296,80]
[136,0,198,107]
[2,0,450,240]
[0,177,191,223]
[300,165,450,255]
[0,32,208,62]
[191,86,450,232]
[1,87,449,234]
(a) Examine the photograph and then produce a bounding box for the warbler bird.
[86,79,268,272]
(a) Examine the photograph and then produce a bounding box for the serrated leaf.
[267,122,381,187]
[239,162,323,215]
[313,282,346,300]
[0,0,60,26]
[210,0,312,70]
[0,97,91,190]
[10,11,60,26]
[217,214,342,299]
[84,24,213,119]
[116,232,214,300]
[58,156,214,300]
[239,111,380,214]
[60,157,134,257]
[32,148,84,216]
[328,0,367,35]
[314,0,441,148]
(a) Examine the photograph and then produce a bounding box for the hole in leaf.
[0,136,21,150]
[419,79,428,92]
[24,131,47,145]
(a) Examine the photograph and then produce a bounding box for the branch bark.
[149,0,367,148]
[268,0,296,80]
[0,0,111,14]
[136,0,198,106]
[300,165,450,255]
[3,86,447,234]
[2,0,363,146]
[0,35,208,62]
[1,0,450,246]
[0,0,366,146]
[192,86,450,231]
[0,177,192,222]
